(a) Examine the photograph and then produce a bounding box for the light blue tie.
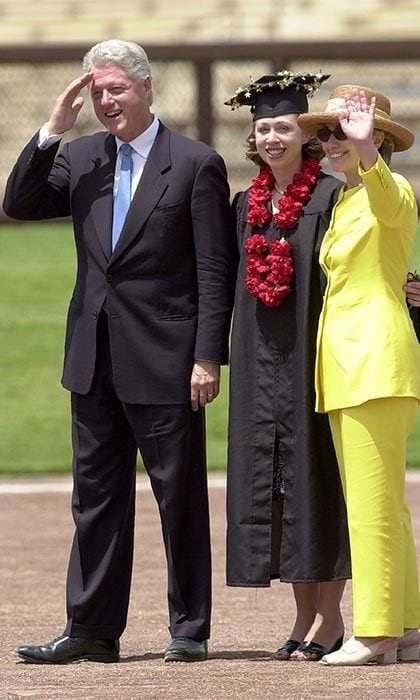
[112,143,132,251]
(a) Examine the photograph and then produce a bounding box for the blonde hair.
[377,130,394,165]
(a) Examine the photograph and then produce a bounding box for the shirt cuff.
[38,123,63,150]
[194,359,221,365]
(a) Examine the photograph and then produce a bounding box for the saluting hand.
[47,72,93,135]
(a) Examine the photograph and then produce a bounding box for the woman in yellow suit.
[298,85,420,666]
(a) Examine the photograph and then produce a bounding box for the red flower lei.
[245,157,321,308]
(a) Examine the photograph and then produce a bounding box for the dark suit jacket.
[3,122,235,403]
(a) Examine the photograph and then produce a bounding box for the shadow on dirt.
[121,650,273,663]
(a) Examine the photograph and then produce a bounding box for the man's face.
[90,63,152,141]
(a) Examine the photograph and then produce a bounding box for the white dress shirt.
[113,115,159,200]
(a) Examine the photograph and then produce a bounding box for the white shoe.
[319,636,398,666]
[397,629,420,662]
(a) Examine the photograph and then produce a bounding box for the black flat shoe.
[16,634,120,664]
[292,635,344,661]
[272,639,301,660]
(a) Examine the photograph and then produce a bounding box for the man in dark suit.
[4,40,234,664]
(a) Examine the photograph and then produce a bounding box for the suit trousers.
[328,397,420,636]
[64,313,211,641]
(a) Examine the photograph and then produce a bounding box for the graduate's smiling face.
[254,114,308,173]
[90,63,152,141]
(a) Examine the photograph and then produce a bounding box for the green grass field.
[0,222,419,473]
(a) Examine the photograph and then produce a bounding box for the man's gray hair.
[83,40,153,103]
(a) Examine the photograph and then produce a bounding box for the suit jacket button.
[106,274,113,282]
[92,312,98,320]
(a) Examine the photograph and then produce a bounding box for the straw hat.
[297,84,414,152]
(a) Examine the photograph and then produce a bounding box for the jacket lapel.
[110,122,170,263]
[88,133,117,260]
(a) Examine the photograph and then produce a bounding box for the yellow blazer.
[315,154,420,413]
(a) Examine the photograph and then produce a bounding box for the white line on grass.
[0,473,419,494]
[0,475,229,494]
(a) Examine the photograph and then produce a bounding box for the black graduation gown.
[226,172,351,586]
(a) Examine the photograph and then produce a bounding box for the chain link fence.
[1,47,420,210]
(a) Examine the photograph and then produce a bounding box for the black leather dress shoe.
[164,636,208,662]
[16,635,120,664]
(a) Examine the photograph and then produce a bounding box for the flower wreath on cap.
[225,70,329,112]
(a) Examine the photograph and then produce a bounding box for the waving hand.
[338,90,376,144]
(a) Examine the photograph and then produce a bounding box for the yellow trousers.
[329,397,420,637]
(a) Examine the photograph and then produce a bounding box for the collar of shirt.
[115,114,160,159]
[114,115,160,199]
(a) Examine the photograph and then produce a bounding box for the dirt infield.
[1,474,419,700]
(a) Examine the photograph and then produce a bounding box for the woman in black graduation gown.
[225,72,351,661]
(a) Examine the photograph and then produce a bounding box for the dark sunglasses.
[316,125,347,142]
